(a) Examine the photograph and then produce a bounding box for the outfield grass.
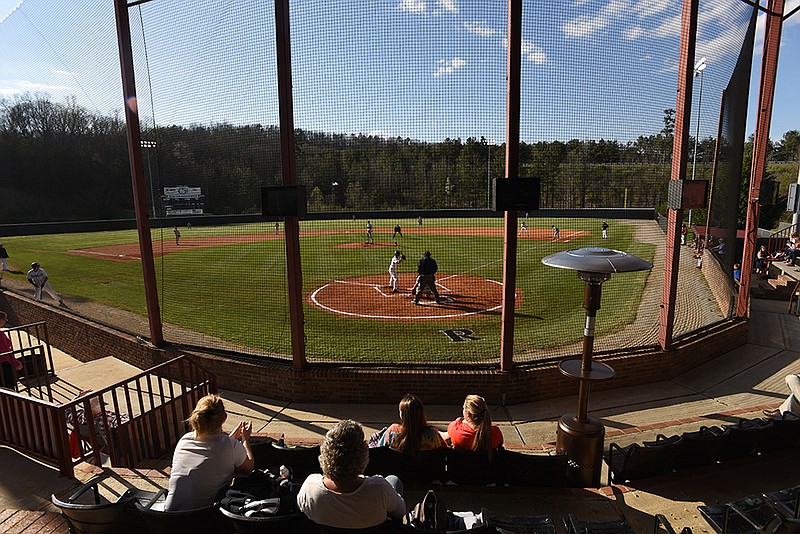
[1,217,654,363]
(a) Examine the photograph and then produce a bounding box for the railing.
[2,321,56,402]
[766,223,800,258]
[0,355,216,477]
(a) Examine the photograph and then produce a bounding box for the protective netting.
[0,0,756,365]
[704,9,757,288]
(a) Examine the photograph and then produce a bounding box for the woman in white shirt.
[298,420,406,529]
[164,394,254,511]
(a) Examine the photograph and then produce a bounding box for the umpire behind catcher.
[414,251,441,305]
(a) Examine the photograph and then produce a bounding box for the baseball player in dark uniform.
[413,251,441,305]
[392,224,403,241]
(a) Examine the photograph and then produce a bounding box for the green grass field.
[1,217,654,364]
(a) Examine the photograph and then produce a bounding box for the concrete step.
[751,279,794,300]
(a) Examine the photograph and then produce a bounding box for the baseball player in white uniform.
[26,262,64,305]
[388,250,405,293]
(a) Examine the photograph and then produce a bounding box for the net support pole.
[737,0,785,318]
[275,0,307,369]
[658,0,698,350]
[704,90,727,267]
[500,0,522,372]
[113,0,164,347]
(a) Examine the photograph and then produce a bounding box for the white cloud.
[433,57,466,77]
[633,0,669,18]
[52,69,77,77]
[653,13,681,38]
[0,79,71,96]
[521,40,546,63]
[502,38,547,64]
[464,21,495,37]
[399,0,425,14]
[562,0,629,38]
[623,26,643,40]
[437,0,457,14]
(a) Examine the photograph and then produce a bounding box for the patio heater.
[542,247,652,487]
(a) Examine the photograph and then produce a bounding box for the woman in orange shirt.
[447,394,503,459]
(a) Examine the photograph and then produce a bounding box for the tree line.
[1,94,797,225]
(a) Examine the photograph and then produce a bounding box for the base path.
[309,273,517,320]
[66,227,589,262]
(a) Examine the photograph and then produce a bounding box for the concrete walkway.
[1,297,799,533]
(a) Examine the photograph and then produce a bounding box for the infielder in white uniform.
[26,262,64,305]
[388,250,405,293]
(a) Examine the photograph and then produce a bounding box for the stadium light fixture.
[688,56,707,229]
[542,247,653,487]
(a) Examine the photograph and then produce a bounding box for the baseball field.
[1,217,655,364]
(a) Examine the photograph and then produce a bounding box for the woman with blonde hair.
[164,394,254,511]
[447,394,503,459]
[378,394,446,452]
[298,420,406,529]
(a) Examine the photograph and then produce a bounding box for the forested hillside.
[1,94,796,225]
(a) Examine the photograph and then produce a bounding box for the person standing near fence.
[0,311,22,389]
[0,243,9,271]
[173,226,181,246]
[26,262,64,306]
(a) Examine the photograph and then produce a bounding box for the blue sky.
[1,0,799,144]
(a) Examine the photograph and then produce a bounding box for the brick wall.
[0,291,748,405]
[703,253,738,318]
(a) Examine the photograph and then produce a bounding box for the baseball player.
[552,225,560,241]
[26,262,64,305]
[519,221,528,235]
[413,251,441,305]
[417,216,423,228]
[392,224,403,241]
[366,221,373,244]
[388,250,406,293]
[601,221,609,239]
[173,226,181,245]
[0,243,9,271]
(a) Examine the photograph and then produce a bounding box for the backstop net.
[0,0,757,367]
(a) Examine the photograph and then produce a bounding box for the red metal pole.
[659,0,698,350]
[737,0,785,318]
[500,0,522,372]
[113,0,164,346]
[275,0,306,369]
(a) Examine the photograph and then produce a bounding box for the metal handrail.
[765,222,800,258]
[0,355,217,477]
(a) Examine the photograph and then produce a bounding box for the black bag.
[410,490,449,531]
[220,469,298,517]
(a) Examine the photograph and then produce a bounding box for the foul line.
[67,249,139,260]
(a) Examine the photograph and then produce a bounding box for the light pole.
[542,247,652,487]
[140,140,157,219]
[688,56,707,229]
